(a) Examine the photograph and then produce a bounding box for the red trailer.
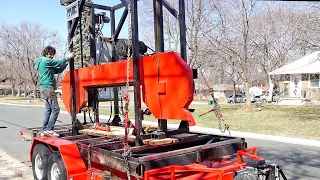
[24,1,287,180]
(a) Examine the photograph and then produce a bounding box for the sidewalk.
[0,148,33,180]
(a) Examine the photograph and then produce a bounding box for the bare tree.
[0,21,62,95]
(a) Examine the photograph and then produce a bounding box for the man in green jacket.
[35,46,75,137]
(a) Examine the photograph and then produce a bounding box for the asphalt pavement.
[0,103,319,179]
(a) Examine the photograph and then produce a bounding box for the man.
[35,46,75,137]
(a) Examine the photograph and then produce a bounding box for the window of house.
[309,74,320,88]
[302,74,308,81]
[281,74,290,81]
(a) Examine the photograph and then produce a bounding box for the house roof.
[269,51,320,75]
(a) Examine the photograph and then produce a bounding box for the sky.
[0,0,129,42]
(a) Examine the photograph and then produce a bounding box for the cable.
[96,15,105,65]
[147,46,155,53]
[97,37,104,65]
[0,119,27,129]
[107,100,113,123]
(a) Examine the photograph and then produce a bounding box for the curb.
[60,111,320,148]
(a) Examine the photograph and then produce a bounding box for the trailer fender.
[31,136,87,178]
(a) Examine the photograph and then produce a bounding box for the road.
[0,103,319,179]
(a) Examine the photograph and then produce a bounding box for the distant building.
[269,51,320,100]
[194,82,243,100]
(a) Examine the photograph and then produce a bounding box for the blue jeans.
[40,88,60,131]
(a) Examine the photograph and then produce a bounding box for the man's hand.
[68,52,75,59]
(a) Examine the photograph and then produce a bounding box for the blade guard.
[62,52,195,125]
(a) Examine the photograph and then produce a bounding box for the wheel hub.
[35,154,44,179]
[51,163,61,180]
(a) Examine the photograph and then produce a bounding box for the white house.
[269,51,320,100]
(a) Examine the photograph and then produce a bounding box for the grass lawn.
[0,96,44,105]
[98,103,320,140]
[1,96,319,140]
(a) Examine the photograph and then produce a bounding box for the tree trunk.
[17,86,21,97]
[11,84,14,96]
[233,81,236,96]
[33,85,37,99]
[244,81,251,107]
[268,76,273,102]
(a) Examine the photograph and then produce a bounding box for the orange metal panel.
[31,137,87,178]
[237,146,265,164]
[62,52,195,125]
[144,163,242,180]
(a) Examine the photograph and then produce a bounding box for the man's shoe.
[39,130,45,137]
[43,130,60,137]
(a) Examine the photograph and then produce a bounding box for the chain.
[123,3,132,180]
[126,4,132,95]
[210,89,231,135]
[122,142,132,179]
[199,70,231,135]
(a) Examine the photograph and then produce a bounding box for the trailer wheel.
[47,152,67,180]
[32,144,51,180]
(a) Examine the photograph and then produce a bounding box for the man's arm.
[46,58,69,68]
[46,52,75,68]
[54,64,68,74]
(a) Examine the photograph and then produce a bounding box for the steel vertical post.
[110,9,121,124]
[153,0,167,133]
[89,7,99,122]
[178,0,189,132]
[131,0,142,145]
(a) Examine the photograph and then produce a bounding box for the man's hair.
[42,46,56,56]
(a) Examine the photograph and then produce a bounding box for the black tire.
[32,143,52,180]
[47,152,67,180]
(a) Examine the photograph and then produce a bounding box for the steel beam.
[179,0,187,61]
[89,7,99,122]
[68,0,86,135]
[112,2,126,10]
[163,0,178,19]
[112,8,128,41]
[110,9,121,125]
[178,0,189,132]
[85,2,112,10]
[131,0,143,146]
[153,0,168,133]
[76,135,244,177]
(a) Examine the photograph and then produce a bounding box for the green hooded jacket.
[34,57,69,89]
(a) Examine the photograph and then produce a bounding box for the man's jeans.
[40,88,60,131]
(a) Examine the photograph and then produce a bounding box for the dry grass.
[99,103,320,140]
[0,96,44,105]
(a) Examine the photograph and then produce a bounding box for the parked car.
[260,92,279,103]
[227,94,246,103]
